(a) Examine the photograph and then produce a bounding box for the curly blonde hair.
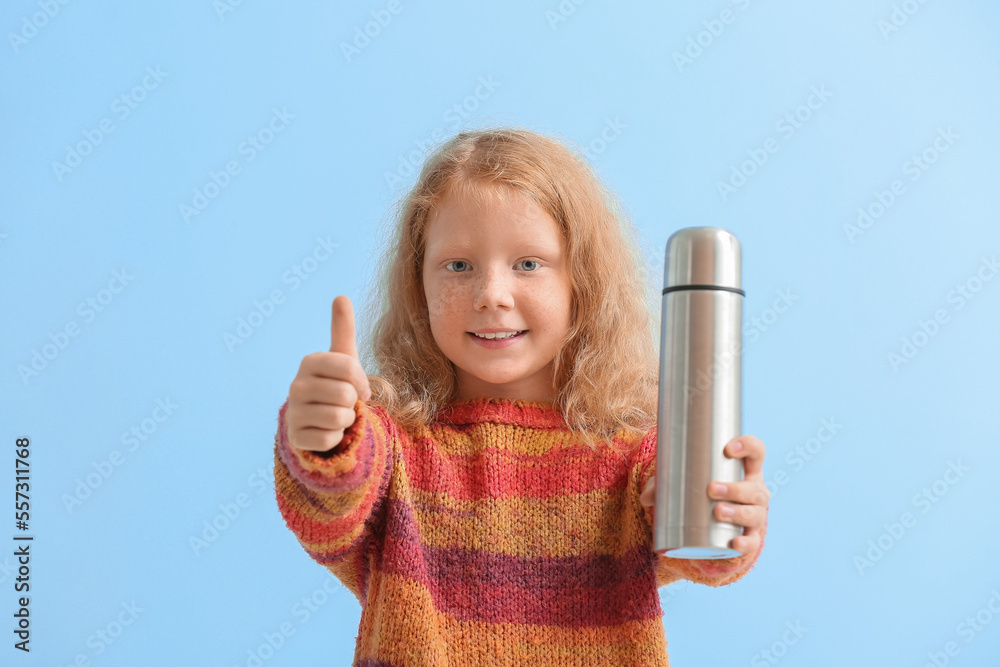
[356,125,660,451]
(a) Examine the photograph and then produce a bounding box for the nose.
[473,264,514,311]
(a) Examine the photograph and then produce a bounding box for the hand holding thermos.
[640,227,769,558]
[640,435,769,556]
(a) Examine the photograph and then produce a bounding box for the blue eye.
[444,260,540,272]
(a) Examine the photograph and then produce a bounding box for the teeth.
[473,330,522,340]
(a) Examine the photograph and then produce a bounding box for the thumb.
[330,295,360,359]
[330,295,371,401]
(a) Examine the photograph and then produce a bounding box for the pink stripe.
[434,399,571,429]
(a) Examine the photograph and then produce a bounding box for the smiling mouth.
[468,330,528,340]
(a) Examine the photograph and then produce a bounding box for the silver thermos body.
[653,227,744,559]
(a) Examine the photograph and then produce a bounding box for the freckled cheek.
[535,282,574,330]
[425,282,466,332]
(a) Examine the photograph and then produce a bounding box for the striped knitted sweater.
[273,395,766,666]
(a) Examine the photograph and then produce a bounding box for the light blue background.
[3,1,999,665]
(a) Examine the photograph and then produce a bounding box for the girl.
[273,127,769,666]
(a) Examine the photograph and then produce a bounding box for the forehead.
[424,186,563,252]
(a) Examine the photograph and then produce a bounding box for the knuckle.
[334,381,358,406]
[289,377,307,395]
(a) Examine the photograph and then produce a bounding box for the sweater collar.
[435,395,569,429]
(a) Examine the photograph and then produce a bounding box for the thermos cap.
[664,227,742,292]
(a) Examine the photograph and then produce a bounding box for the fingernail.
[731,440,743,453]
[710,483,727,496]
[719,505,734,518]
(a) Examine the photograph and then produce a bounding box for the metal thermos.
[653,227,744,559]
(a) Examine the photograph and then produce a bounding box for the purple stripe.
[381,496,657,587]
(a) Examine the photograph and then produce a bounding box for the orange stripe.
[356,573,669,666]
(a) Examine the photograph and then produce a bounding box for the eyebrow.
[429,242,558,254]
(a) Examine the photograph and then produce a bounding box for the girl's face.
[422,186,573,404]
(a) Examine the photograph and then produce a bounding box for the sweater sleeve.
[272,396,394,600]
[635,426,767,589]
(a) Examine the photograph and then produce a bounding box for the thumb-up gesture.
[285,295,372,452]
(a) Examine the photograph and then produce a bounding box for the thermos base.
[661,545,743,559]
[655,525,743,559]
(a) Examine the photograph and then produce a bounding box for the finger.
[725,435,765,479]
[708,479,771,509]
[713,501,767,531]
[639,476,655,507]
[731,531,760,556]
[298,362,367,405]
[331,295,360,360]
[295,403,359,433]
[292,427,345,452]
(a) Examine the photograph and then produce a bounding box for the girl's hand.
[639,435,770,556]
[285,295,373,453]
